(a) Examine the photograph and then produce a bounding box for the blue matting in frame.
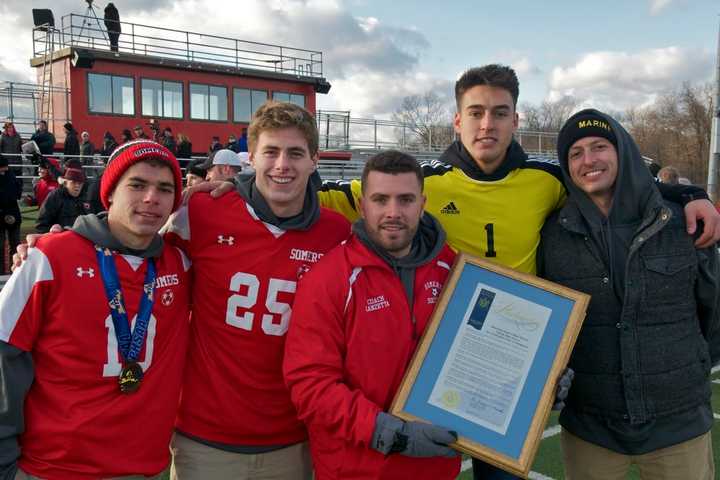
[404,263,575,459]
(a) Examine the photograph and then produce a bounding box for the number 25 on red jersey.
[225,272,297,336]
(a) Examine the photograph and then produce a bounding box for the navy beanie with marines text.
[557,111,617,164]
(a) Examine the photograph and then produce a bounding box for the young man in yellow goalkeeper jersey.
[318,64,720,277]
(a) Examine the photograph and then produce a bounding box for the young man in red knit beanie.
[0,140,191,479]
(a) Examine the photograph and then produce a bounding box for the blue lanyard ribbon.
[95,246,156,363]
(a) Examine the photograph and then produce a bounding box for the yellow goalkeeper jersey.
[318,142,566,274]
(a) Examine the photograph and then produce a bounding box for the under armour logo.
[76,267,95,278]
[217,235,235,245]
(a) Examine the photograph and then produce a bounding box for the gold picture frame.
[391,252,590,477]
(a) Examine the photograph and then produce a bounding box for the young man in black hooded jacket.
[538,109,719,480]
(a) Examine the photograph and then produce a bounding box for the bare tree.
[520,96,580,132]
[392,91,454,150]
[625,82,714,184]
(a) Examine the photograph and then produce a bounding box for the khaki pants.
[170,432,312,480]
[15,468,163,479]
[561,428,714,480]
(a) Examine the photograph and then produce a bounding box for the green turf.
[19,206,39,237]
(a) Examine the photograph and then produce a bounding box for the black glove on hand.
[552,367,574,411]
[371,412,458,458]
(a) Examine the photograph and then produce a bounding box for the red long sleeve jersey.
[165,192,350,445]
[283,235,461,480]
[0,231,191,479]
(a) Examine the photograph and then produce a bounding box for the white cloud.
[649,0,673,15]
[548,47,713,111]
[511,57,542,77]
[1,0,444,117]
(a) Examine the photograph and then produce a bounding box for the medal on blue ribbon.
[95,246,157,394]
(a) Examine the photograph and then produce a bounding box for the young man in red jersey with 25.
[283,151,461,480]
[164,101,350,480]
[0,140,191,479]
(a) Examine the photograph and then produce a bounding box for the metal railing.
[315,110,561,156]
[32,14,324,78]
[0,82,71,138]
[1,153,365,184]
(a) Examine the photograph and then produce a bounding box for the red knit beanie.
[101,140,183,211]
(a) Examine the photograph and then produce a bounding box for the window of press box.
[190,83,228,121]
[234,88,268,122]
[88,73,134,115]
[141,79,183,119]
[272,92,305,108]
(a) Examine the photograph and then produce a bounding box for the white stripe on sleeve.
[0,248,53,342]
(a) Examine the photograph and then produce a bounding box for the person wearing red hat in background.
[24,155,61,208]
[0,140,191,479]
[35,165,91,233]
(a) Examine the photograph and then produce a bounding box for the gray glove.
[371,412,458,458]
[552,367,574,411]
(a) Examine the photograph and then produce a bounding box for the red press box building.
[29,8,340,157]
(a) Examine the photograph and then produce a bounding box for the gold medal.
[119,362,143,394]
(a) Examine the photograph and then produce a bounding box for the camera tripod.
[76,0,109,46]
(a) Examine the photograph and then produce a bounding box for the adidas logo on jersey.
[440,202,460,215]
[217,235,235,245]
[76,267,95,278]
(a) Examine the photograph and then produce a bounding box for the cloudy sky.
[0,0,717,118]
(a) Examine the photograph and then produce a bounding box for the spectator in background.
[184,159,207,189]
[36,167,90,232]
[202,149,241,182]
[85,148,112,214]
[208,136,221,155]
[133,125,149,140]
[63,123,80,159]
[103,2,121,52]
[162,127,177,155]
[658,166,680,185]
[237,127,248,152]
[0,154,22,274]
[226,134,240,153]
[1,121,23,177]
[25,155,61,208]
[120,128,133,144]
[237,151,253,176]
[79,131,95,164]
[176,133,192,162]
[30,120,55,156]
[100,131,118,157]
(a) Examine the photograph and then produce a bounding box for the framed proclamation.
[391,252,590,477]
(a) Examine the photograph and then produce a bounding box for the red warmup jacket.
[283,234,460,480]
